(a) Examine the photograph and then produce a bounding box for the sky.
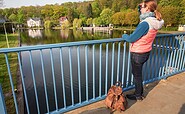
[3,0,85,8]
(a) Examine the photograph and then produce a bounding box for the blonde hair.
[144,0,162,20]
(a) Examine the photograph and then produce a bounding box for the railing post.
[0,84,7,114]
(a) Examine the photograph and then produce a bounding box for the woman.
[122,0,164,101]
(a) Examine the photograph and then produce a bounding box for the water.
[20,29,132,113]
[20,29,130,45]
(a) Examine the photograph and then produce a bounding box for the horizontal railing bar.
[156,33,185,37]
[0,38,123,53]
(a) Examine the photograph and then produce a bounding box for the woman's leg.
[127,52,150,100]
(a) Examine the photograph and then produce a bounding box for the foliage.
[1,0,185,28]
[93,17,102,26]
[61,20,70,29]
[44,20,54,29]
[67,8,74,26]
[86,18,93,26]
[8,14,17,22]
[100,8,114,25]
[124,10,139,27]
[111,12,126,25]
[73,18,82,28]
[160,6,180,27]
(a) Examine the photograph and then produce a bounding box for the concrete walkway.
[66,72,185,114]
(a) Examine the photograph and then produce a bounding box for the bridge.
[0,33,185,114]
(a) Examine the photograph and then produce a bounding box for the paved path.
[66,72,185,114]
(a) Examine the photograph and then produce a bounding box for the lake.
[20,29,131,114]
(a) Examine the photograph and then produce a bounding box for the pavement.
[66,72,185,114]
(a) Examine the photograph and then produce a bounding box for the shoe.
[126,94,143,101]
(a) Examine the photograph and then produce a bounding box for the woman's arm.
[122,21,149,43]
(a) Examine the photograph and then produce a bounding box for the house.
[0,17,6,23]
[59,17,68,26]
[178,25,185,31]
[0,16,13,33]
[27,18,42,27]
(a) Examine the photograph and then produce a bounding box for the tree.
[41,5,54,20]
[8,14,17,22]
[95,0,112,9]
[73,18,82,28]
[85,4,93,18]
[86,18,93,26]
[91,1,101,18]
[67,8,75,26]
[44,20,53,29]
[93,17,102,26]
[17,9,24,23]
[100,8,114,25]
[180,0,185,7]
[111,0,123,12]
[124,10,139,28]
[111,12,125,26]
[160,6,180,27]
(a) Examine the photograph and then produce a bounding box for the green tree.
[73,18,78,28]
[73,18,82,28]
[124,10,139,28]
[93,17,102,26]
[85,4,93,18]
[44,20,53,29]
[111,0,124,12]
[41,5,54,20]
[111,12,125,26]
[160,6,180,27]
[86,18,93,26]
[17,9,24,23]
[8,14,17,22]
[100,8,114,25]
[91,1,101,18]
[67,8,75,26]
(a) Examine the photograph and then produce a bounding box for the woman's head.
[139,0,162,20]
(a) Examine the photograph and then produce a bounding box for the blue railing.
[0,33,185,114]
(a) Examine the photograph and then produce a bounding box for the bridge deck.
[66,72,185,114]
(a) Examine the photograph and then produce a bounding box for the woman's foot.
[126,94,144,101]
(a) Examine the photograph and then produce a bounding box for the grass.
[0,33,19,114]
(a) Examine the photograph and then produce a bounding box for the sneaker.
[126,94,143,101]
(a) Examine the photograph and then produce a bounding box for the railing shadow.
[179,103,185,114]
[124,80,160,109]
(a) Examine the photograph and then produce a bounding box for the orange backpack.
[105,82,127,112]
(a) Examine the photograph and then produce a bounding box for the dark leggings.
[131,52,150,97]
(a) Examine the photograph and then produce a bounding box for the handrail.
[0,38,123,53]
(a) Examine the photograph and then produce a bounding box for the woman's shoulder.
[142,17,164,30]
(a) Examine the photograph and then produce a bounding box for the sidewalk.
[66,72,185,114]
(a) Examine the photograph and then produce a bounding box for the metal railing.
[0,33,185,114]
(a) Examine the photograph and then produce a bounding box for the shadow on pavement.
[178,103,185,114]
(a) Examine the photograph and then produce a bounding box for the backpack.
[105,82,127,112]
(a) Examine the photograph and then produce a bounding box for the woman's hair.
[144,0,162,20]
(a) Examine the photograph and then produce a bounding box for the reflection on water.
[28,29,42,38]
[21,29,130,46]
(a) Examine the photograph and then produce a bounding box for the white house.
[27,18,42,27]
